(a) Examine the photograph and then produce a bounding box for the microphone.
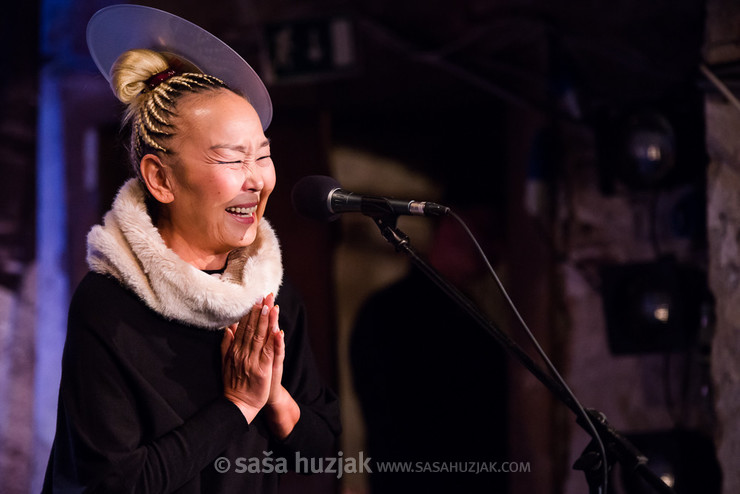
[291,175,450,222]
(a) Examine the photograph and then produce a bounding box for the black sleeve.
[271,279,342,459]
[44,274,341,493]
[45,292,248,494]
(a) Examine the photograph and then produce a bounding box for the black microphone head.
[291,175,342,222]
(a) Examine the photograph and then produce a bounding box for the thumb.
[221,324,236,361]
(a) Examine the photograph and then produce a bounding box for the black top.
[43,272,340,493]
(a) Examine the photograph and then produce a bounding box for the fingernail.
[261,304,269,315]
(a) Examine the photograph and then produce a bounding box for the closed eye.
[217,155,271,165]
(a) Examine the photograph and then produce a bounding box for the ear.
[140,154,175,204]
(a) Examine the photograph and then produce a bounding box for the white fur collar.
[86,179,283,329]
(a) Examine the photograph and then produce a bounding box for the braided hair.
[110,49,230,182]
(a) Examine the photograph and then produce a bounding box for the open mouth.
[225,205,258,218]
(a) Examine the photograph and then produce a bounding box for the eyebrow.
[210,139,271,153]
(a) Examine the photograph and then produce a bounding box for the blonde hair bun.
[110,49,201,104]
[110,49,174,104]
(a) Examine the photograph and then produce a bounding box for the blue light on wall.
[34,68,68,492]
[33,0,75,490]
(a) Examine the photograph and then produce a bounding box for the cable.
[701,63,740,114]
[449,210,609,494]
[356,17,552,117]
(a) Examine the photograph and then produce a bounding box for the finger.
[266,333,284,405]
[269,304,280,334]
[247,303,271,358]
[221,324,236,363]
[259,323,278,366]
[253,294,275,354]
[264,292,275,310]
[268,305,282,365]
[260,305,281,364]
[271,305,283,360]
[236,294,271,350]
[273,328,285,371]
[256,294,276,355]
[236,301,262,350]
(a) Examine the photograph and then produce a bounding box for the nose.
[241,162,264,192]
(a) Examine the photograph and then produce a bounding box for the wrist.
[225,395,262,424]
[265,386,300,439]
[266,385,291,410]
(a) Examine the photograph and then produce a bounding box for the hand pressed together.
[221,293,283,423]
[221,294,300,437]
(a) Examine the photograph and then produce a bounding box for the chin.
[237,223,260,247]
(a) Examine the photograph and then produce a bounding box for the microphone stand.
[368,213,674,494]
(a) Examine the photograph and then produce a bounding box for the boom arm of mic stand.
[370,215,675,494]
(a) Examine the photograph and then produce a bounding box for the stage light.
[593,92,706,194]
[622,112,676,188]
[600,257,709,355]
[616,429,720,494]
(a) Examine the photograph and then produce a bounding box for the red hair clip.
[146,68,178,90]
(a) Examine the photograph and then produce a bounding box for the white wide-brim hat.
[87,4,272,130]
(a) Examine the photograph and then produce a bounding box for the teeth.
[226,206,257,216]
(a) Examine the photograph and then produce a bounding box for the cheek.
[203,171,243,202]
